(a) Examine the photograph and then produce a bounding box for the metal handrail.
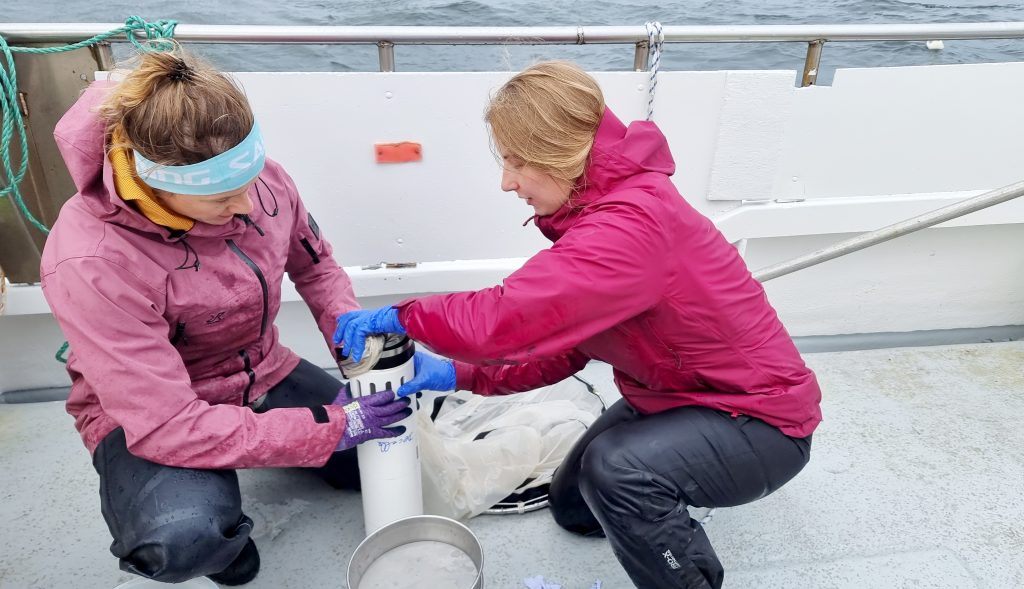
[3,22,1024,77]
[753,179,1024,283]
[4,22,1024,44]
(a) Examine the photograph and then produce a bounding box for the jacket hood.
[585,108,675,193]
[54,82,112,195]
[53,81,245,240]
[536,108,676,239]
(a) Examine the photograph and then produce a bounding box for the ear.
[151,187,174,203]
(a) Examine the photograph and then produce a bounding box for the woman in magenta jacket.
[41,48,408,585]
[338,60,821,588]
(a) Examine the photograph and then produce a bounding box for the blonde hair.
[98,44,254,165]
[486,60,605,186]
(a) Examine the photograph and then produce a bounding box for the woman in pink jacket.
[338,61,822,588]
[40,48,409,585]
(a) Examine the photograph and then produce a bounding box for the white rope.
[644,21,665,121]
[337,334,386,378]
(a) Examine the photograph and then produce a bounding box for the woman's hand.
[396,352,456,398]
[331,388,411,451]
[333,306,405,362]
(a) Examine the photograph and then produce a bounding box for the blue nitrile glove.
[396,351,456,398]
[333,306,406,363]
[331,388,411,452]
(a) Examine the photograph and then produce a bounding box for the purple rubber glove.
[333,306,405,363]
[396,352,456,398]
[331,388,411,452]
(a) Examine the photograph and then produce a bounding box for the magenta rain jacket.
[41,82,359,468]
[399,109,822,438]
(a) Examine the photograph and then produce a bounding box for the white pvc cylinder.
[345,337,423,536]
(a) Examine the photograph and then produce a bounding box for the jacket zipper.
[226,239,269,337]
[239,349,255,406]
[227,240,268,408]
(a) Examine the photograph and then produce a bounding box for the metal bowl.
[347,515,483,589]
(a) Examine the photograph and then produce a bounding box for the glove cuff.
[442,359,456,391]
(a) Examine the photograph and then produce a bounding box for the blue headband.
[134,122,266,196]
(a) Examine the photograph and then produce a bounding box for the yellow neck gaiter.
[109,128,194,232]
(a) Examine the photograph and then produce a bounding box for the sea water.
[8,0,1024,83]
[358,541,478,589]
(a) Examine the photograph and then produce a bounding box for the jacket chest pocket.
[580,315,688,390]
[167,289,263,354]
[579,317,657,363]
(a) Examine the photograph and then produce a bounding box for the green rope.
[55,341,70,364]
[0,37,42,232]
[0,16,177,363]
[7,17,178,57]
[0,16,178,236]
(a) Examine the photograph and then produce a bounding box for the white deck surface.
[1,342,1022,588]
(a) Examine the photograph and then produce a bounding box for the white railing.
[752,179,1024,282]
[3,22,1024,83]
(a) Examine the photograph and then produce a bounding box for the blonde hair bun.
[98,46,254,167]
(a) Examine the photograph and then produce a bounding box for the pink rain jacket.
[40,82,358,469]
[399,110,821,438]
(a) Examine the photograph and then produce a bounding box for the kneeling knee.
[549,490,603,537]
[122,519,249,582]
[577,435,639,507]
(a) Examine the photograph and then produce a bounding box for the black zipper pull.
[237,214,265,236]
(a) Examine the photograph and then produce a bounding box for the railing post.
[801,39,825,86]
[378,40,395,72]
[89,42,115,71]
[633,40,650,71]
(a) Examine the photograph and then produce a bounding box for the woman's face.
[498,147,572,217]
[155,181,255,225]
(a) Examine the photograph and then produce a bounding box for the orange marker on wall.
[375,142,423,163]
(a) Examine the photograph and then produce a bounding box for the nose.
[500,168,517,193]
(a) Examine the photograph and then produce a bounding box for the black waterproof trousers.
[91,359,357,583]
[548,399,812,589]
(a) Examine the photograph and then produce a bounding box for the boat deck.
[2,341,1022,588]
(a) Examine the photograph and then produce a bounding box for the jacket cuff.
[394,300,417,335]
[310,404,349,466]
[453,360,475,391]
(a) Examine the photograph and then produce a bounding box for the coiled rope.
[0,17,176,362]
[0,16,177,236]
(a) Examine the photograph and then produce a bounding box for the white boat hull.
[4,63,1024,392]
